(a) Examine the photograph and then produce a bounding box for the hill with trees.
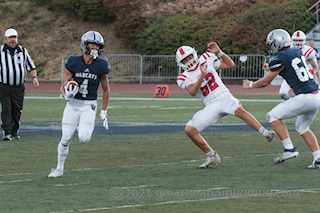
[0,0,317,81]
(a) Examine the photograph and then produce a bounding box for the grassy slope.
[0,0,136,81]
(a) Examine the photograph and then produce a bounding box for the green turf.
[1,94,319,213]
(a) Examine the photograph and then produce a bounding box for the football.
[65,80,79,91]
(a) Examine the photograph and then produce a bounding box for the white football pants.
[267,91,320,135]
[187,93,241,132]
[60,98,97,145]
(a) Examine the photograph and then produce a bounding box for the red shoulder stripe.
[305,48,314,57]
[201,52,211,60]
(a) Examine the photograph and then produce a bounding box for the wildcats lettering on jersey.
[65,55,110,100]
[75,72,98,80]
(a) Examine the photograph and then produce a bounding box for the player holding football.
[279,30,319,100]
[176,42,275,168]
[243,29,320,168]
[48,31,110,178]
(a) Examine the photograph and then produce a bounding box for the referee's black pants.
[0,83,25,136]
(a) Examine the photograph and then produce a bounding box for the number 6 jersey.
[65,55,110,100]
[177,52,231,105]
[269,48,318,95]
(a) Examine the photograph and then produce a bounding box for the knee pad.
[266,111,276,123]
[78,132,92,143]
[295,122,309,135]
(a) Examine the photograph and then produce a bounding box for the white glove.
[64,85,79,101]
[100,110,109,130]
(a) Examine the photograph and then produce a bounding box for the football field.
[0,93,319,213]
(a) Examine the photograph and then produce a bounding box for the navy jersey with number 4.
[65,55,110,100]
[269,48,318,95]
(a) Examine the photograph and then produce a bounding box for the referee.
[0,28,39,140]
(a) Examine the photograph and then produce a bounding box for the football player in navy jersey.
[243,29,320,168]
[48,31,110,178]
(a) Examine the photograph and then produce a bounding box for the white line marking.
[55,182,91,187]
[206,187,229,191]
[49,188,319,213]
[0,179,32,184]
[121,185,156,189]
[0,152,310,177]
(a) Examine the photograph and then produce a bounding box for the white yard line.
[49,188,319,213]
[0,150,317,212]
[0,179,32,184]
[55,182,91,187]
[0,152,309,177]
[121,185,156,189]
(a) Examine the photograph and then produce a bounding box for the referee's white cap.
[5,28,18,37]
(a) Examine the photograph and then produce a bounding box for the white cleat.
[274,148,299,164]
[198,153,221,168]
[48,168,63,178]
[263,130,275,142]
[308,158,320,169]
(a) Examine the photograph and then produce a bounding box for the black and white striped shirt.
[0,44,36,86]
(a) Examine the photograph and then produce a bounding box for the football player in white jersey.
[48,31,110,178]
[243,29,320,168]
[176,42,275,168]
[279,30,319,100]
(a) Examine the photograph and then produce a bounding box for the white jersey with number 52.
[177,52,230,105]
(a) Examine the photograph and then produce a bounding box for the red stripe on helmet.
[297,31,300,37]
[179,48,185,55]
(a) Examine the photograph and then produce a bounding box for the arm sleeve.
[24,48,36,71]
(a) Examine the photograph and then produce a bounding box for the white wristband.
[217,50,224,57]
[249,81,253,88]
